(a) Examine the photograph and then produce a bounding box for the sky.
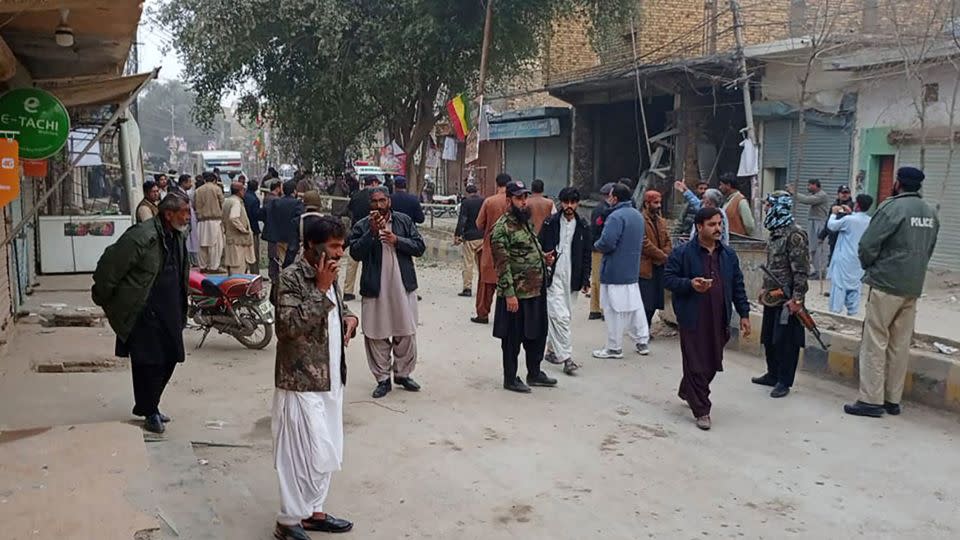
[138,0,183,81]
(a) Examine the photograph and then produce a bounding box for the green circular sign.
[0,88,71,160]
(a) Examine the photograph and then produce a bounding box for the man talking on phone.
[665,207,751,430]
[272,215,358,539]
[347,187,426,399]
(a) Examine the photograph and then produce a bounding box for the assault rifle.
[759,265,829,350]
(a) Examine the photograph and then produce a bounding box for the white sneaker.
[635,343,650,356]
[592,348,624,359]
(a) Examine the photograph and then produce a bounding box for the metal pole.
[729,0,756,144]
[477,0,495,96]
[2,69,158,247]
[729,0,760,228]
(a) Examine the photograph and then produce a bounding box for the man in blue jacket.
[591,183,650,359]
[242,176,262,274]
[665,207,751,431]
[389,176,425,224]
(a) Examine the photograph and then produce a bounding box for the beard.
[510,205,531,223]
[563,207,576,217]
[172,222,189,233]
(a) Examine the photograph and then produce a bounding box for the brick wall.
[586,0,950,69]
[490,14,597,109]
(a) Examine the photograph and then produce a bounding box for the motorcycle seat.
[190,271,260,297]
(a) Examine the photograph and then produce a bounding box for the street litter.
[933,342,958,355]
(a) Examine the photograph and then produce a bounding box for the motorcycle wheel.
[233,305,274,350]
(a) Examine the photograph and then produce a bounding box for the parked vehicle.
[190,151,246,193]
[188,270,274,349]
[427,194,459,218]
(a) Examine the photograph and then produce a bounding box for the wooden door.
[877,155,895,204]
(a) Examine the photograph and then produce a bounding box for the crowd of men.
[94,161,940,538]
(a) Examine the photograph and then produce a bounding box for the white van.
[191,151,246,192]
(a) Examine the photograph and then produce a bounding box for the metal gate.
[896,144,960,268]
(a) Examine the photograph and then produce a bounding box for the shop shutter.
[896,144,960,268]
[789,122,853,228]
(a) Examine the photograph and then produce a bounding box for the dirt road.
[1,262,958,539]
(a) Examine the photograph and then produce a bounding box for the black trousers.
[493,295,547,384]
[760,305,805,387]
[131,362,177,417]
[501,332,546,385]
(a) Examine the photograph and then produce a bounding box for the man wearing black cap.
[587,182,615,320]
[844,166,939,418]
[819,185,854,265]
[490,180,557,393]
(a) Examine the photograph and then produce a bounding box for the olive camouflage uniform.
[761,223,810,304]
[275,256,356,392]
[490,212,545,299]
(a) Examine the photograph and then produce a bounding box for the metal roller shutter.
[788,122,853,228]
[895,144,960,268]
[761,120,792,168]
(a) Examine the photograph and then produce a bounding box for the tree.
[158,0,634,184]
[137,79,230,170]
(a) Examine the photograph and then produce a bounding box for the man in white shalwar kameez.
[539,187,593,375]
[591,183,651,359]
[826,194,873,316]
[272,215,358,540]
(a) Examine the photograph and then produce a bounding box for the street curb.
[420,230,461,264]
[729,311,960,414]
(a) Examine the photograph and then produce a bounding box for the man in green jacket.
[844,167,940,418]
[491,181,557,393]
[92,195,191,433]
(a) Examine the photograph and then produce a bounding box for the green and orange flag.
[446,93,470,141]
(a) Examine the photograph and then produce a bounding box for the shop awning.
[40,70,157,107]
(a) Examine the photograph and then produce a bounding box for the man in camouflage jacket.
[490,181,558,393]
[752,191,810,399]
[272,215,358,539]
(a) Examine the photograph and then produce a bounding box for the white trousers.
[273,390,341,526]
[601,284,649,352]
[546,282,578,361]
[198,241,224,270]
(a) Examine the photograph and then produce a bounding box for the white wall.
[760,59,854,112]
[856,62,960,129]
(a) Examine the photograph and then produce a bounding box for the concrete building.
[0,0,153,341]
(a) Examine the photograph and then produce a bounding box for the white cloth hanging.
[737,138,759,177]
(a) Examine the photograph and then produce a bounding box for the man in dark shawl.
[93,195,191,434]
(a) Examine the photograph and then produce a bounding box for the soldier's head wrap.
[763,190,794,231]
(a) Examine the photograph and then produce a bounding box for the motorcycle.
[187,270,274,350]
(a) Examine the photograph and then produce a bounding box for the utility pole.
[477,0,495,96]
[467,0,494,168]
[708,0,719,54]
[729,0,755,144]
[729,0,760,226]
[167,103,178,167]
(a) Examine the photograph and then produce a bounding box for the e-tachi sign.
[0,88,70,160]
